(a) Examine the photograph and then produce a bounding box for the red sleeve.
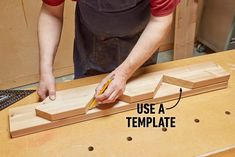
[150,0,180,17]
[42,0,65,6]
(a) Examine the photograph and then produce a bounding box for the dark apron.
[73,0,158,79]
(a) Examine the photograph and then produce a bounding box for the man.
[37,0,180,104]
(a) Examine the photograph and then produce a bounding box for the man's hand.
[37,73,56,101]
[95,68,128,104]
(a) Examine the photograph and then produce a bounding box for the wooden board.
[9,80,228,138]
[119,73,163,103]
[174,0,198,59]
[120,62,229,102]
[34,62,230,121]
[35,84,98,121]
[162,62,230,88]
[10,101,131,138]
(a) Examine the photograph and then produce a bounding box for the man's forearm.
[119,14,173,79]
[38,3,64,76]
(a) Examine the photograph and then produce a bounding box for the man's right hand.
[37,73,56,101]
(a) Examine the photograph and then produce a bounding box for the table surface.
[1,50,235,157]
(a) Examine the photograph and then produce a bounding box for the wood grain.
[9,81,228,137]
[162,62,230,88]
[35,84,98,121]
[32,62,230,122]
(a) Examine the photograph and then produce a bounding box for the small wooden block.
[35,84,98,121]
[163,62,230,89]
[119,73,163,103]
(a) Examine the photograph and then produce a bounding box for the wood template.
[35,84,98,121]
[9,62,230,137]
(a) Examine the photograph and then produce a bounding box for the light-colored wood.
[35,62,230,121]
[154,81,227,102]
[162,62,230,88]
[1,50,235,157]
[35,84,98,121]
[119,73,163,102]
[9,60,229,137]
[174,0,198,59]
[10,101,131,138]
[27,62,230,121]
[120,62,229,103]
[9,81,227,138]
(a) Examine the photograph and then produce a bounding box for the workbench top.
[1,50,235,157]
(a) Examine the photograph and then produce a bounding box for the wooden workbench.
[1,50,235,157]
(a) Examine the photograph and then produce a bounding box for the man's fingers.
[101,90,119,104]
[96,84,115,102]
[95,78,109,96]
[95,73,115,96]
[49,90,56,101]
[37,89,47,100]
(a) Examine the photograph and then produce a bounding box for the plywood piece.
[9,81,228,138]
[35,84,98,121]
[163,62,230,88]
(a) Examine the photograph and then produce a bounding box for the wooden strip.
[35,62,230,121]
[162,62,230,88]
[174,0,198,59]
[35,84,98,121]
[10,101,131,138]
[9,81,228,138]
[119,73,163,103]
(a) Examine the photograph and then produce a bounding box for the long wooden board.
[9,81,228,138]
[35,62,229,121]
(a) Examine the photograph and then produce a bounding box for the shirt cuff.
[151,0,180,17]
[42,0,65,6]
